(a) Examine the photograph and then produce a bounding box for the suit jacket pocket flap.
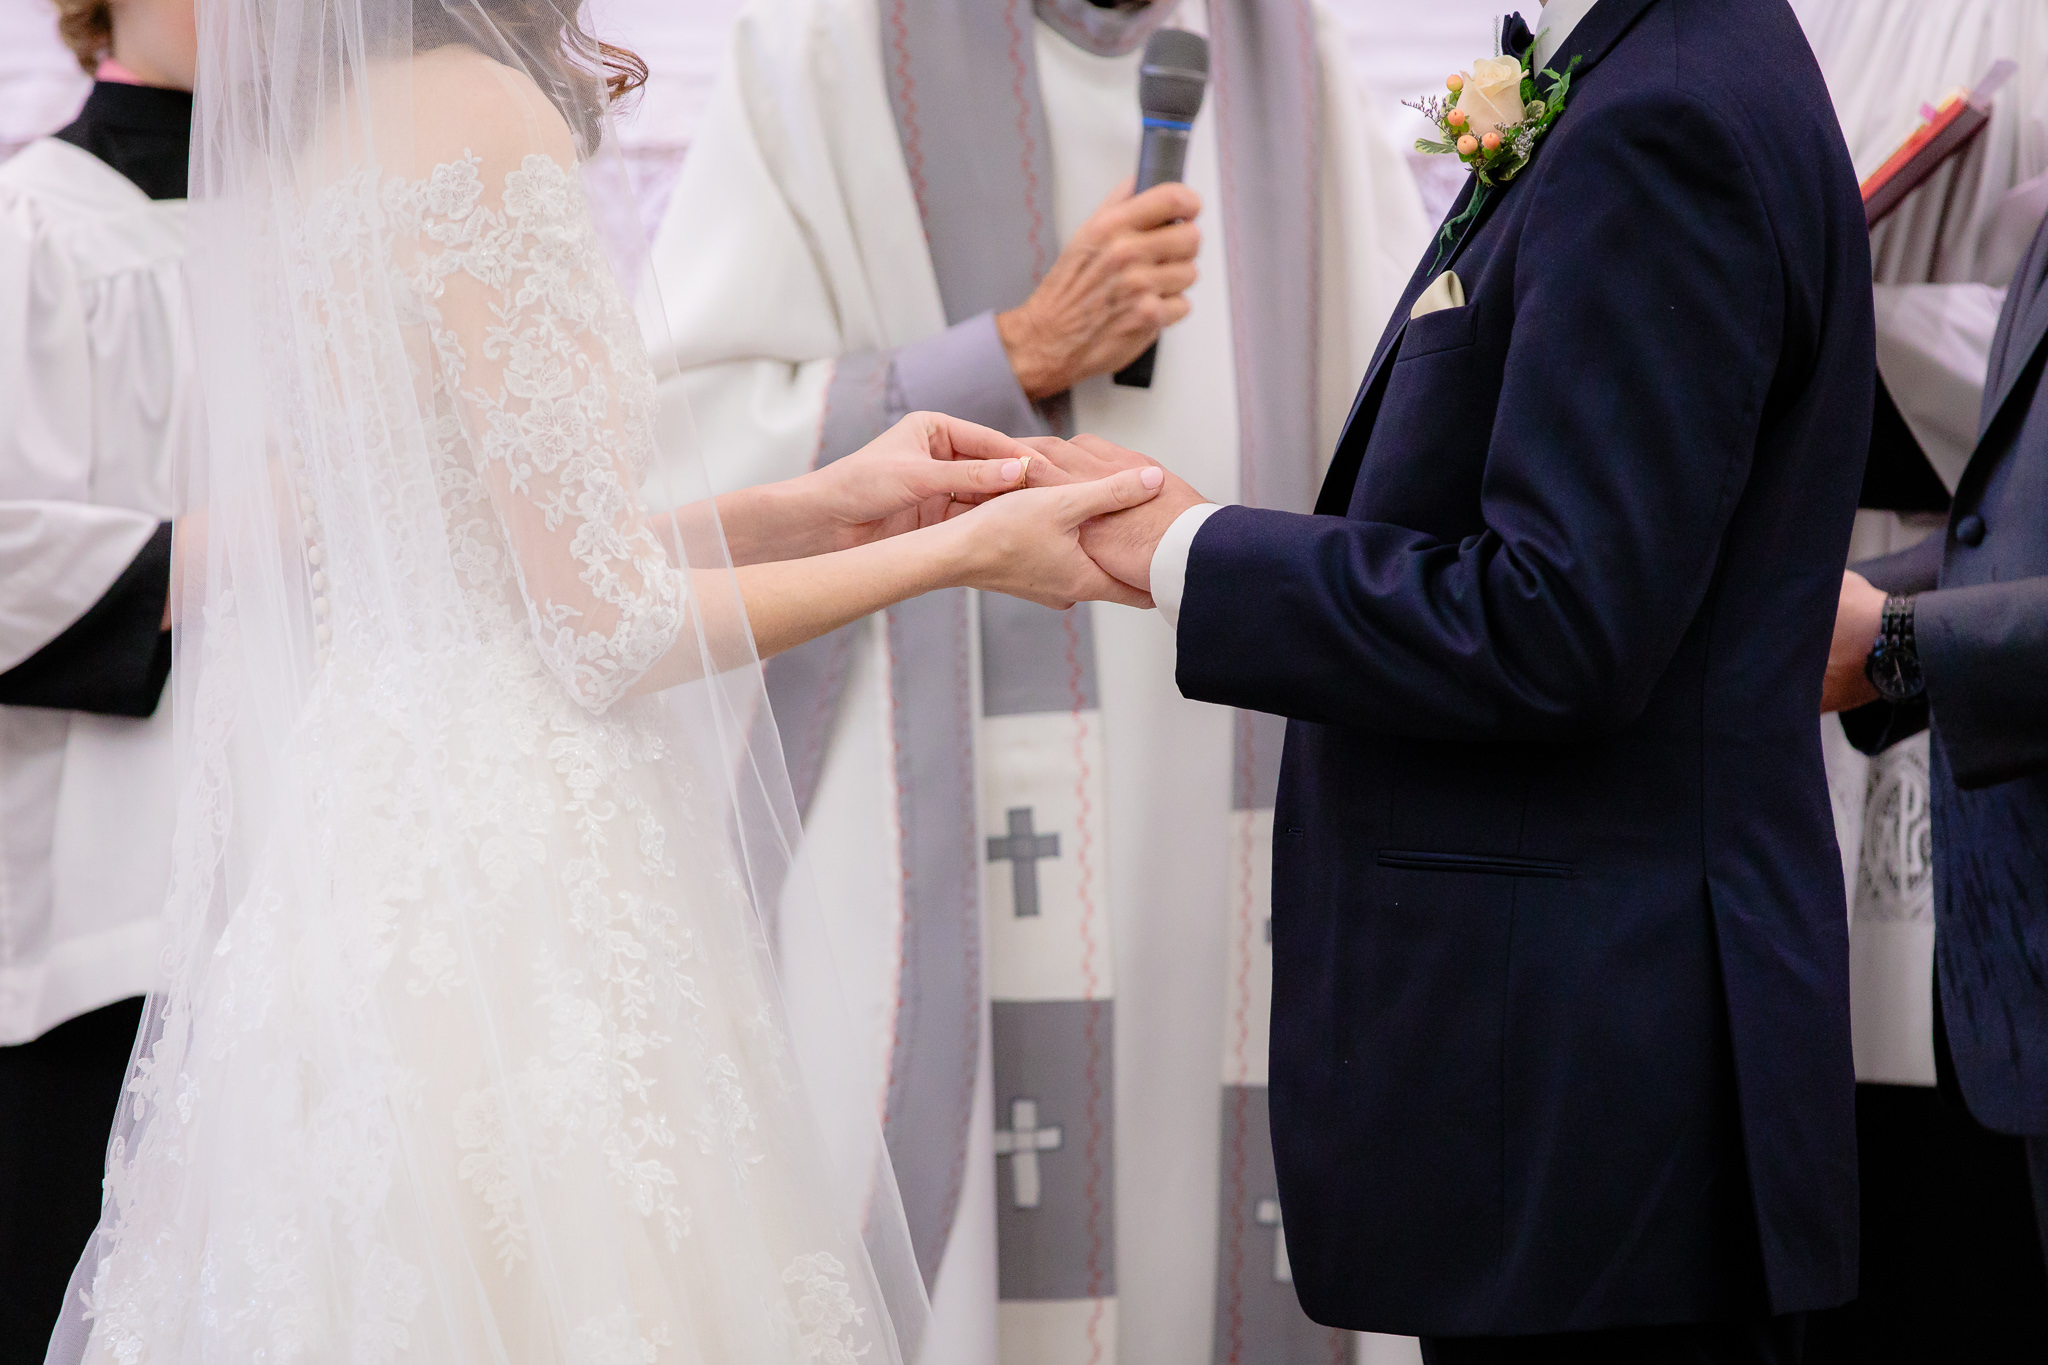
[1378,849,1574,879]
[1395,303,1478,361]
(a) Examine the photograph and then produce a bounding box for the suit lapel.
[1315,160,1520,513]
[1345,181,1482,427]
[1980,221,2048,438]
[1313,0,1662,515]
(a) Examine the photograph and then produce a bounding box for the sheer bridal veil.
[47,1,928,1360]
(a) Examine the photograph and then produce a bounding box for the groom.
[1046,0,1873,1359]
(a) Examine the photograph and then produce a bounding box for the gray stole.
[763,0,1326,1325]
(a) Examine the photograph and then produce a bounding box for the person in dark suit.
[1822,202,2048,1265]
[1036,0,1874,1358]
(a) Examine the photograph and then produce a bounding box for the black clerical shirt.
[54,80,193,202]
[0,82,192,718]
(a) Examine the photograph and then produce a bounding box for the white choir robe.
[641,2,1427,1361]
[1796,0,2048,1087]
[0,138,185,1043]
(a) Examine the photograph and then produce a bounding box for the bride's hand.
[722,461,1165,662]
[940,466,1166,609]
[808,411,1036,549]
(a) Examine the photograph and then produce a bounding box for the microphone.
[1112,28,1209,389]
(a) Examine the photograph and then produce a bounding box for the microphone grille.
[1139,29,1209,122]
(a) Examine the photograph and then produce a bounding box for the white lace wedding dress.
[58,42,914,1365]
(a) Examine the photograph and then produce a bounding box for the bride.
[48,1,1160,1360]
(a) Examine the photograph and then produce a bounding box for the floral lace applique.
[569,1310,673,1365]
[781,1254,871,1364]
[389,151,687,714]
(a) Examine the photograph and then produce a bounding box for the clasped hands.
[777,410,1208,610]
[769,414,1920,712]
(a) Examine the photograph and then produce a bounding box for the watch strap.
[1864,592,1926,703]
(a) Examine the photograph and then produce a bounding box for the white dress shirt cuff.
[1150,502,1225,630]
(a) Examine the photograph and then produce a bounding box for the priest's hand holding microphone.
[995,29,1210,399]
[995,179,1200,400]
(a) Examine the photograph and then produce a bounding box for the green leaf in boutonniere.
[1406,22,1580,269]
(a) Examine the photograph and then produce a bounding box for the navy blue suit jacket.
[1848,209,2048,1135]
[1175,0,1871,1336]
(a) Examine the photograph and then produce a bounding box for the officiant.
[642,2,1426,1361]
[0,0,193,1354]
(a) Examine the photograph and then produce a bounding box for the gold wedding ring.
[1017,453,1033,488]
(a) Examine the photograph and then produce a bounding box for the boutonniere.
[1406,27,1578,267]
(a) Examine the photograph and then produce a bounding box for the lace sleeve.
[402,151,686,713]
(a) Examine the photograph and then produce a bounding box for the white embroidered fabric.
[312,145,689,716]
[46,9,923,1363]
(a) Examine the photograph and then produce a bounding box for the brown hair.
[414,0,646,150]
[51,0,113,75]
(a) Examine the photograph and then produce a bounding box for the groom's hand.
[1029,434,1208,592]
[946,466,1168,610]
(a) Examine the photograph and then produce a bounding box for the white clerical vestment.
[0,136,185,1043]
[1796,0,2048,1087]
[643,2,1427,1362]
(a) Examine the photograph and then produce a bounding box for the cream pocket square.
[1410,270,1466,320]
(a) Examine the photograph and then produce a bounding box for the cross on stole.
[1256,1199,1293,1284]
[986,806,1060,918]
[992,1097,1064,1208]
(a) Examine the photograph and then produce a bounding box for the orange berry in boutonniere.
[1446,73,1464,93]
[1456,134,1479,156]
[1446,108,1468,130]
[1482,131,1502,152]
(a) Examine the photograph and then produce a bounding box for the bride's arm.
[415,60,1157,711]
[624,466,1165,696]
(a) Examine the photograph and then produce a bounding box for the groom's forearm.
[1177,507,1450,732]
[1175,506,1686,743]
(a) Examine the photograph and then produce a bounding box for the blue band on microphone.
[1142,116,1194,132]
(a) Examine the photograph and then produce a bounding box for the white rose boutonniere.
[1458,55,1529,140]
[1406,20,1578,267]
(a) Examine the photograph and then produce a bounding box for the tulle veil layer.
[45,1,929,1360]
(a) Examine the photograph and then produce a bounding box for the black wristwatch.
[1864,593,1926,703]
